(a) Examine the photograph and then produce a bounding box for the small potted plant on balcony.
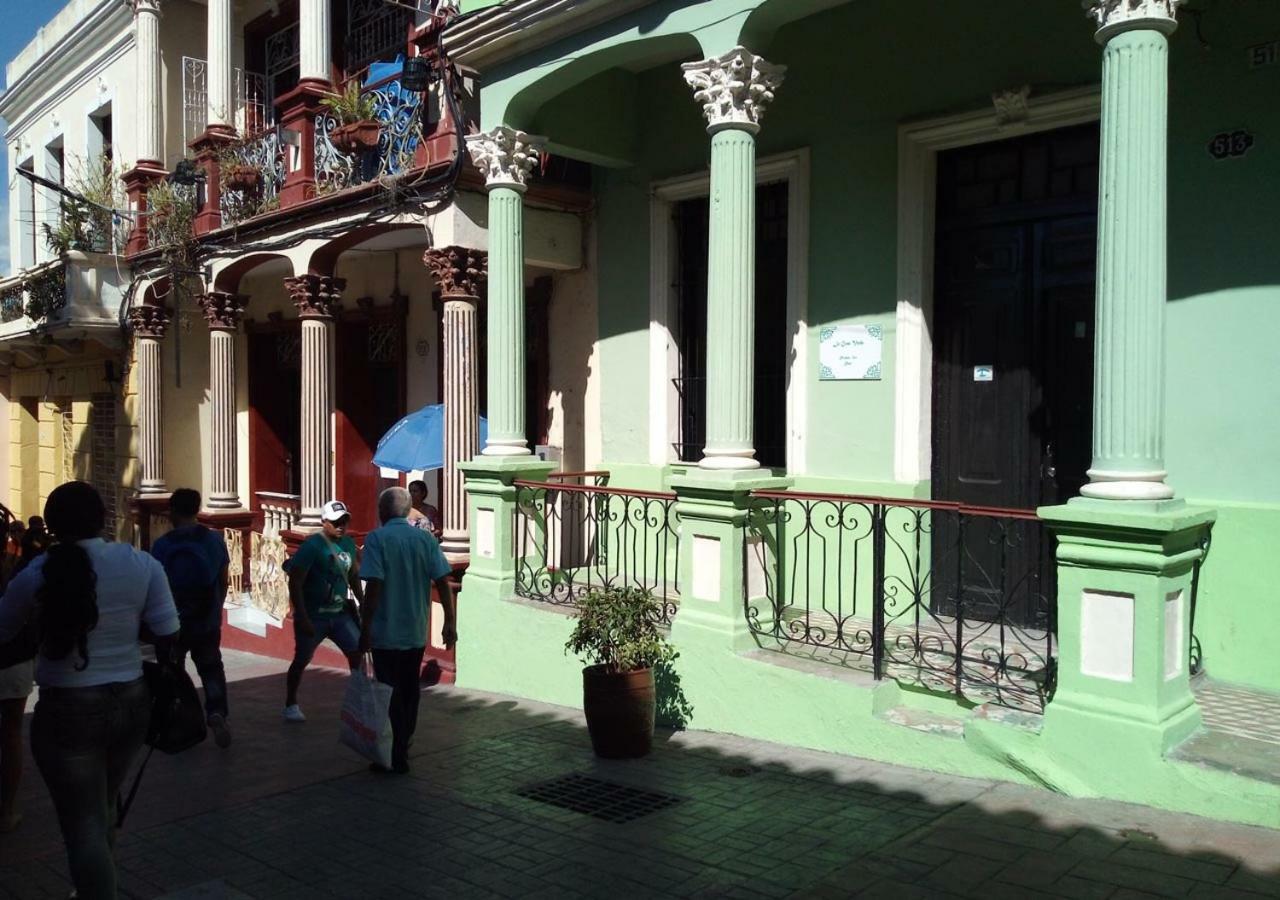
[322,81,381,155]
[564,587,676,759]
[223,160,262,193]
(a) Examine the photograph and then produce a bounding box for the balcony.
[0,253,128,346]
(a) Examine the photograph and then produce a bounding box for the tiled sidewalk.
[1,651,1278,899]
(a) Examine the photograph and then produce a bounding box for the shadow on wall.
[3,666,1278,895]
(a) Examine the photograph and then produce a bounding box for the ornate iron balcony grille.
[745,491,1058,713]
[513,476,680,625]
[316,72,424,194]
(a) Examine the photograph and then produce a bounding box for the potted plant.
[322,81,381,155]
[564,587,676,759]
[223,162,262,193]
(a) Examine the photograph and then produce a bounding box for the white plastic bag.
[339,659,394,769]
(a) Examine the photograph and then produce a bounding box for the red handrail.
[514,480,676,502]
[749,489,1040,521]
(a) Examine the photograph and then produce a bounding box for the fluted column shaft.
[208,330,238,506]
[133,0,163,163]
[137,336,165,493]
[1083,20,1177,501]
[299,319,331,525]
[299,0,331,83]
[443,296,480,550]
[703,128,758,467]
[207,0,232,128]
[485,186,528,455]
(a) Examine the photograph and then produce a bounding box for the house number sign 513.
[1208,130,1254,160]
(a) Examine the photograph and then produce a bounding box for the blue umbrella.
[373,404,488,473]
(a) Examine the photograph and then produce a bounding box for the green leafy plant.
[40,154,124,255]
[321,80,378,125]
[564,588,676,673]
[145,180,196,251]
[24,267,66,322]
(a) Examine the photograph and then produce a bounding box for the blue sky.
[0,1,69,275]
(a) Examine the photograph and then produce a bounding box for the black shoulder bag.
[117,659,208,827]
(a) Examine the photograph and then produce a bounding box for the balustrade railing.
[316,71,424,194]
[256,492,301,537]
[513,479,680,624]
[746,491,1057,712]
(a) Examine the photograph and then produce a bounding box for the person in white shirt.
[0,482,179,900]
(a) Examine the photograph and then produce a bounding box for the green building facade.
[446,0,1280,827]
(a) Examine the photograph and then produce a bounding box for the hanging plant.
[322,81,381,155]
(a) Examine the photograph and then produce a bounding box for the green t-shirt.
[288,533,357,619]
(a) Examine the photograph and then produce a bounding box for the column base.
[481,442,532,457]
[1039,499,1215,757]
[206,495,242,510]
[1082,466,1174,501]
[669,469,790,652]
[698,450,760,471]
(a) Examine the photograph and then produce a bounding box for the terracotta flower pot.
[582,665,655,759]
[224,165,262,193]
[332,120,382,155]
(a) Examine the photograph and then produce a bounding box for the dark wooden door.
[674,180,789,467]
[932,124,1099,626]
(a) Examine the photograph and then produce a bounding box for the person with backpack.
[149,489,232,749]
[0,481,179,899]
[282,500,364,722]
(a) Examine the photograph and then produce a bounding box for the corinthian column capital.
[284,274,345,319]
[198,291,248,331]
[127,0,162,15]
[682,47,786,135]
[466,126,545,193]
[1084,0,1182,41]
[129,304,171,338]
[423,246,487,299]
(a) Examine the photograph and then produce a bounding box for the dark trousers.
[178,627,227,720]
[371,647,425,770]
[31,678,150,900]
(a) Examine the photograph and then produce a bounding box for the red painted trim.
[513,480,677,502]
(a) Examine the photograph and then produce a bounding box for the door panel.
[932,125,1099,629]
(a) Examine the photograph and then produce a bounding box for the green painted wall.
[476,0,1280,702]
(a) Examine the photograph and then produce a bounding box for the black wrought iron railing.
[513,478,680,625]
[1188,526,1213,677]
[745,491,1057,712]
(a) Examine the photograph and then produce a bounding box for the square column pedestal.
[459,457,557,597]
[1039,500,1215,764]
[668,470,790,652]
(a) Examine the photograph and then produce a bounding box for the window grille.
[58,400,74,483]
[182,57,273,147]
[90,394,119,535]
[368,322,399,364]
[347,0,410,73]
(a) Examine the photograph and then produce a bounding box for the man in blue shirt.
[150,488,232,747]
[359,487,455,774]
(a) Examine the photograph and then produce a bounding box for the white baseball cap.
[321,500,350,523]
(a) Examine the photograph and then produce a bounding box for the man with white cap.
[282,499,364,722]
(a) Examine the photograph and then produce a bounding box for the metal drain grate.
[516,773,681,823]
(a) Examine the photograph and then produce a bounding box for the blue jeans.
[292,613,360,665]
[178,627,227,720]
[31,678,150,900]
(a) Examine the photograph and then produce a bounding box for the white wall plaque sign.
[973,365,994,382]
[819,324,882,381]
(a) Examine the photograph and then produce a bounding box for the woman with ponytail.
[0,482,179,900]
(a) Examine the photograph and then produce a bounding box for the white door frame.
[892,86,1101,485]
[648,148,810,473]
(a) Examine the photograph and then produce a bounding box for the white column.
[682,47,786,470]
[132,0,163,163]
[423,246,487,560]
[299,0,332,84]
[285,275,341,528]
[466,126,545,456]
[198,292,247,508]
[130,305,171,494]
[206,0,233,129]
